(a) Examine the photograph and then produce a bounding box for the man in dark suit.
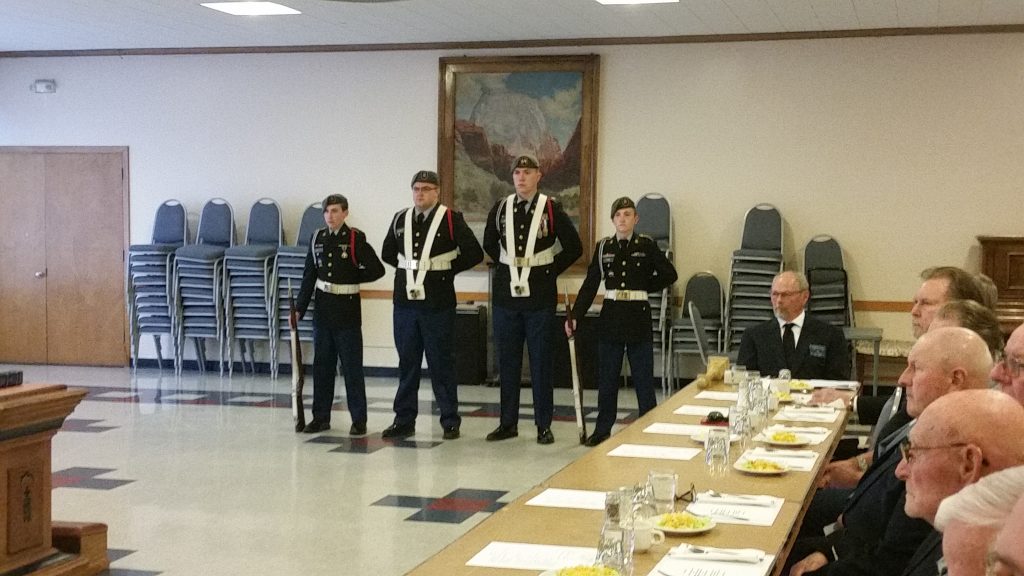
[894,389,1024,576]
[787,327,994,576]
[379,170,483,440]
[566,196,677,447]
[296,194,386,435]
[483,154,582,445]
[737,270,849,380]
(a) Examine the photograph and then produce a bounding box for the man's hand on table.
[819,456,866,489]
[790,552,829,576]
[810,389,855,408]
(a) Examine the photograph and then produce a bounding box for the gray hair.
[774,271,809,291]
[933,465,1024,531]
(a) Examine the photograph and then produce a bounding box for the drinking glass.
[705,427,731,477]
[647,470,677,515]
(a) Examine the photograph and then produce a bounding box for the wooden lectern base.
[1,522,108,576]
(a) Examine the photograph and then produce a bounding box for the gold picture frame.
[438,54,600,270]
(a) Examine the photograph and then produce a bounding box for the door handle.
[34,271,46,278]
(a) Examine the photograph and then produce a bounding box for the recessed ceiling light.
[595,0,678,4]
[201,2,301,16]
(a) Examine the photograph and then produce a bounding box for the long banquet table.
[409,379,849,576]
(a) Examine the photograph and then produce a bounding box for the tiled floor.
[6,364,654,575]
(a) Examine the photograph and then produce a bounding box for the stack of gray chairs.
[127,200,188,371]
[726,204,783,354]
[804,234,851,327]
[669,272,724,391]
[172,198,235,374]
[225,198,283,375]
[635,193,674,392]
[272,202,323,377]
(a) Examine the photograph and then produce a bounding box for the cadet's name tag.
[809,344,827,358]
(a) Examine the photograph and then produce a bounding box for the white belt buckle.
[406,287,425,301]
[406,259,419,271]
[613,290,626,300]
[512,256,530,268]
[510,282,530,298]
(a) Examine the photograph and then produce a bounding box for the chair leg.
[154,335,164,372]
[247,340,257,374]
[193,338,206,374]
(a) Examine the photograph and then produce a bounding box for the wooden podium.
[0,383,108,576]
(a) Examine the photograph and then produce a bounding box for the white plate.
[788,381,813,392]
[763,434,810,447]
[653,512,717,535]
[540,565,618,569]
[734,459,789,475]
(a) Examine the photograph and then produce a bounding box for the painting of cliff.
[438,55,600,263]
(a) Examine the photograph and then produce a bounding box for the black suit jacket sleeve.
[823,494,935,576]
[296,242,317,319]
[551,201,582,276]
[354,229,385,283]
[449,210,484,274]
[572,241,604,322]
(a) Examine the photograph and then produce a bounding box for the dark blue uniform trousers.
[492,304,555,430]
[392,305,460,429]
[594,336,656,436]
[312,324,367,425]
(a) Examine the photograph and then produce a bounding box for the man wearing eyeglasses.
[379,170,484,440]
[737,270,849,380]
[991,323,1024,404]
[788,327,993,576]
[894,389,1024,576]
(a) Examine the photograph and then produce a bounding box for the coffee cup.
[632,518,666,552]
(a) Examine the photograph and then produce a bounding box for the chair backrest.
[245,198,282,246]
[688,301,711,367]
[804,234,844,273]
[683,272,723,322]
[196,198,234,248]
[295,202,324,247]
[151,199,187,246]
[740,203,782,252]
[635,193,671,251]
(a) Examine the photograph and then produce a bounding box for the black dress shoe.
[442,426,460,440]
[585,432,610,447]
[537,428,555,445]
[349,422,367,436]
[302,420,330,434]
[486,425,518,441]
[381,422,415,439]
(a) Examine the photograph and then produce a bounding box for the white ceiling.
[2,0,1023,54]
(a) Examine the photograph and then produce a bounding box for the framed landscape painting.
[437,54,600,269]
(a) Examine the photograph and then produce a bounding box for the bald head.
[898,326,993,418]
[897,390,1024,523]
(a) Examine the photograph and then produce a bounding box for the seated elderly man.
[788,327,993,576]
[737,271,849,380]
[895,391,1024,576]
[931,465,1024,576]
[991,322,1024,404]
[990,491,1024,576]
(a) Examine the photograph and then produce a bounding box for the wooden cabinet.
[977,235,1024,336]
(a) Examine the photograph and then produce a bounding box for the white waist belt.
[499,244,561,268]
[604,289,649,301]
[397,250,457,271]
[315,279,361,295]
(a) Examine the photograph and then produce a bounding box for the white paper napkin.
[674,405,730,417]
[668,544,766,563]
[694,491,776,507]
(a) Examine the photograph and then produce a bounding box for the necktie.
[783,323,796,367]
[517,200,528,216]
[416,212,424,225]
[619,239,628,251]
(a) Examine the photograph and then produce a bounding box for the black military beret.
[610,196,636,218]
[511,154,540,172]
[411,170,439,187]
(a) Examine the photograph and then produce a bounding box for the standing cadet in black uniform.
[380,170,484,440]
[296,194,385,435]
[566,197,677,446]
[483,154,583,445]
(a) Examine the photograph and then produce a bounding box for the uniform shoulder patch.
[638,234,654,242]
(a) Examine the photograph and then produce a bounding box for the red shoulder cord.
[447,210,454,240]
[547,200,555,232]
[349,228,358,267]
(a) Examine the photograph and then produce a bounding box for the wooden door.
[0,149,128,366]
[0,154,48,363]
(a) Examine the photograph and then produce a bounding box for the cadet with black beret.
[379,170,484,440]
[567,196,677,446]
[483,154,583,445]
[296,194,385,435]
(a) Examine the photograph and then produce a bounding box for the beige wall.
[2,33,1021,364]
